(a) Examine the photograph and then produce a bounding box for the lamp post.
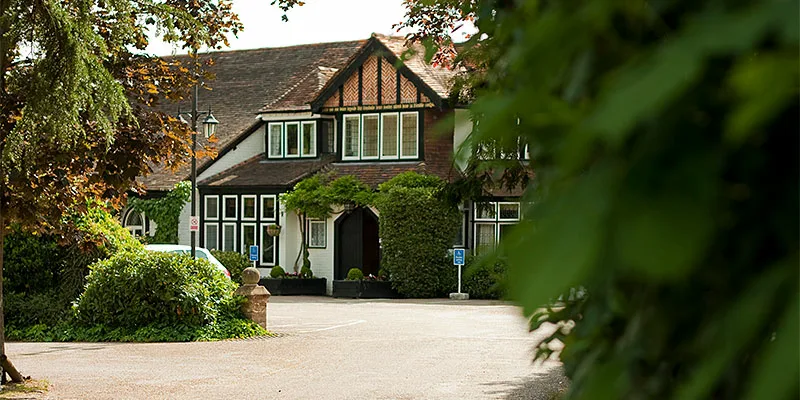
[178,81,219,259]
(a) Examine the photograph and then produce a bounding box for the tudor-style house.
[125,34,526,293]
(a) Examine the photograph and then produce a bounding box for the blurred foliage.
[462,255,506,300]
[211,250,251,285]
[129,181,191,244]
[376,172,460,297]
[397,0,798,398]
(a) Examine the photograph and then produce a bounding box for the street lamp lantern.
[202,110,219,138]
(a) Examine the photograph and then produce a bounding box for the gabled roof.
[198,155,337,188]
[140,40,366,191]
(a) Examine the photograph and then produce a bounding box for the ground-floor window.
[472,201,521,255]
[123,209,146,237]
[241,223,257,254]
[202,193,279,265]
[308,219,326,248]
[260,224,277,265]
[204,223,219,250]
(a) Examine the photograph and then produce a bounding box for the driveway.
[8,296,567,399]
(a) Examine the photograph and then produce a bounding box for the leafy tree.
[396,0,798,398]
[0,0,242,380]
[128,181,192,244]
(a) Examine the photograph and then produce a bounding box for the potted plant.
[266,223,282,237]
[332,268,399,299]
[259,265,327,296]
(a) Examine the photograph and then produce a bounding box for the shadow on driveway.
[483,367,570,399]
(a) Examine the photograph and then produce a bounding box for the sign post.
[449,249,469,300]
[249,245,259,269]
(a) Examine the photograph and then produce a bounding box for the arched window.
[124,209,146,237]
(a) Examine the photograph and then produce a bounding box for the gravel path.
[8,297,565,399]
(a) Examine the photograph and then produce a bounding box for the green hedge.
[376,173,460,297]
[74,250,239,328]
[211,250,251,285]
[463,256,507,300]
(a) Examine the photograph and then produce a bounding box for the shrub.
[463,257,507,300]
[74,250,238,328]
[2,228,61,294]
[211,250,251,285]
[4,291,71,329]
[300,265,314,278]
[376,173,460,297]
[269,265,285,278]
[346,268,364,281]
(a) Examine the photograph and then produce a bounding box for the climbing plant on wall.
[128,181,191,244]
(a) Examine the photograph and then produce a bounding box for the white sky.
[146,0,416,56]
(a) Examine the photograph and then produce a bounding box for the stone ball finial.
[242,267,260,285]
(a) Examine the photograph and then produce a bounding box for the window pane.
[261,196,275,220]
[344,116,359,158]
[474,223,496,256]
[205,197,218,220]
[323,120,335,153]
[401,113,418,157]
[475,202,497,220]
[224,197,237,219]
[204,224,218,250]
[454,214,465,247]
[302,122,316,156]
[309,221,326,248]
[242,197,256,220]
[286,123,299,156]
[260,226,276,265]
[498,203,520,220]
[241,224,256,254]
[223,224,236,251]
[362,115,379,158]
[125,211,143,226]
[498,224,515,242]
[269,124,282,157]
[381,114,398,158]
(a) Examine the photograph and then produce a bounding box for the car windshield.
[194,250,209,259]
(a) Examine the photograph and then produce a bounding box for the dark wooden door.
[335,208,380,280]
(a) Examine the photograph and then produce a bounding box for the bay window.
[342,111,419,161]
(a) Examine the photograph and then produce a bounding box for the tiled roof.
[140,40,366,191]
[198,154,337,188]
[323,160,459,188]
[374,34,459,99]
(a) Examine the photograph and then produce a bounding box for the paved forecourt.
[9,296,565,400]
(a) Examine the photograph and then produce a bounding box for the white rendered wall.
[177,199,192,246]
[197,124,265,182]
[306,213,339,295]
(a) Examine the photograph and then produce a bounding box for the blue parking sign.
[453,249,465,266]
[249,245,259,262]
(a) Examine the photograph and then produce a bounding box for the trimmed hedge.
[211,250,251,285]
[376,173,460,298]
[463,256,507,300]
[75,251,239,328]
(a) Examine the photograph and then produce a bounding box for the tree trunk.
[0,190,23,383]
[293,213,307,272]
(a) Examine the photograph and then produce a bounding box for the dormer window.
[342,111,419,161]
[267,121,319,159]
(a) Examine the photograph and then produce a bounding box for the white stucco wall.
[177,197,193,246]
[453,109,473,171]
[197,124,265,182]
[306,212,339,294]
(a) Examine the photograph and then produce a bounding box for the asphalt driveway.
[8,296,566,399]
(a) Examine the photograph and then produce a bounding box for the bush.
[211,250,251,285]
[346,268,364,281]
[269,265,285,278]
[2,228,61,294]
[300,265,314,278]
[74,250,238,328]
[463,257,507,300]
[376,173,460,297]
[4,291,71,329]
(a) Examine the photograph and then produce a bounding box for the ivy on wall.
[128,181,191,244]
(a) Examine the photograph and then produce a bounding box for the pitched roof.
[373,34,457,100]
[140,40,366,191]
[198,155,337,188]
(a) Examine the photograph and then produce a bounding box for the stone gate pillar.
[234,267,271,330]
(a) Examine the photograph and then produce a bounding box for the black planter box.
[260,278,327,296]
[332,280,400,299]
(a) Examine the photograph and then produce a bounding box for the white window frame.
[222,223,237,252]
[241,195,257,221]
[473,222,497,256]
[285,122,300,158]
[301,121,317,157]
[497,202,521,222]
[360,113,380,160]
[342,114,361,161]
[380,112,400,160]
[267,123,283,159]
[259,223,277,266]
[204,195,219,221]
[307,219,327,248]
[260,195,277,221]
[222,195,238,221]
[240,223,257,255]
[474,202,498,222]
[203,223,219,250]
[399,111,419,159]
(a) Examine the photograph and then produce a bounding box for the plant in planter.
[266,224,281,237]
[333,267,399,299]
[260,265,326,296]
